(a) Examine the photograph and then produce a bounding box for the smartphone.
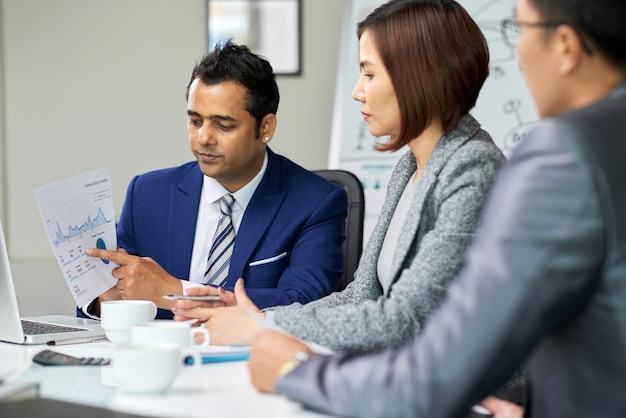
[163,294,222,301]
[32,349,110,366]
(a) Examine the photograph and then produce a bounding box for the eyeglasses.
[500,19,562,49]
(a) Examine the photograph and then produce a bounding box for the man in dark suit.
[247,0,626,416]
[85,41,347,319]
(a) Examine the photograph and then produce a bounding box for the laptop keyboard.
[21,319,88,335]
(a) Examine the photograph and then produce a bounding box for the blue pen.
[183,347,251,365]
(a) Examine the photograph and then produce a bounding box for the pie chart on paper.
[96,237,109,264]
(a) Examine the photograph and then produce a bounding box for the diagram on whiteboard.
[469,0,539,155]
[35,167,118,307]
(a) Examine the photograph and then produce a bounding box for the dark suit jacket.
[276,85,626,418]
[116,148,347,319]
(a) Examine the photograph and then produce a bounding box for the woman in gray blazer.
[268,114,502,353]
[175,2,518,400]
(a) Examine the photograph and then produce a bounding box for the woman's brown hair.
[357,0,489,151]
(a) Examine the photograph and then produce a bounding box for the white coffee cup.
[131,320,209,366]
[101,300,157,344]
[113,343,181,394]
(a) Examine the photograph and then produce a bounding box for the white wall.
[0,0,346,316]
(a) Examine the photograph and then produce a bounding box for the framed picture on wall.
[207,0,302,75]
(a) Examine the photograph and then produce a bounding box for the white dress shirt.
[183,151,268,292]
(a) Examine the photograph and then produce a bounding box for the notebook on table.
[0,220,105,345]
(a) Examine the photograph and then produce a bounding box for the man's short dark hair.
[529,0,626,69]
[186,40,280,134]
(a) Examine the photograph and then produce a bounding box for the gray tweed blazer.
[273,114,506,353]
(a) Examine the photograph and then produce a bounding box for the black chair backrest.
[313,169,365,290]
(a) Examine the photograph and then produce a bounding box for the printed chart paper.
[35,167,118,307]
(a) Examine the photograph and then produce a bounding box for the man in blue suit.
[85,41,347,319]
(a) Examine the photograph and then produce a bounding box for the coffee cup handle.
[150,302,157,319]
[190,327,210,347]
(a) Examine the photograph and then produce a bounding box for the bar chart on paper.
[35,167,118,307]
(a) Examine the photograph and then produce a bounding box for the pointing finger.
[86,247,130,264]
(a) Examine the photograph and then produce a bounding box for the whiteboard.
[329,0,538,242]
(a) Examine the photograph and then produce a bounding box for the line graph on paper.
[48,205,113,265]
[52,206,112,246]
[35,167,118,307]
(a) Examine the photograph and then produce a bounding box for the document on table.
[34,167,118,308]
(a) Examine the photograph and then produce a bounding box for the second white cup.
[113,343,181,394]
[131,320,210,365]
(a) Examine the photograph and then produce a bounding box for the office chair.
[313,169,365,290]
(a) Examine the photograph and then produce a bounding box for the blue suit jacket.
[116,148,347,319]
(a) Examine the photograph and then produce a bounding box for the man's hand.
[248,330,311,393]
[98,286,122,303]
[173,279,264,345]
[479,396,524,418]
[87,285,121,317]
[86,247,182,309]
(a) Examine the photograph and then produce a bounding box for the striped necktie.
[204,193,236,286]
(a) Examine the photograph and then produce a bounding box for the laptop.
[0,220,105,345]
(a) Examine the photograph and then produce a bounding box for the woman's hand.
[173,278,264,345]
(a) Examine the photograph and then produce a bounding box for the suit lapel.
[386,115,481,291]
[361,151,414,292]
[166,164,203,279]
[228,149,286,282]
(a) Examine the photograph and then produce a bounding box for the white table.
[0,341,333,418]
